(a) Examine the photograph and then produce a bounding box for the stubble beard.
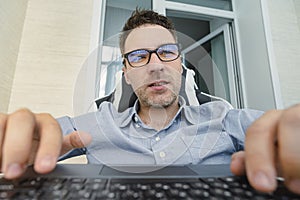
[136,88,178,108]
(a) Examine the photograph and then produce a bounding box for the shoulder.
[183,101,232,123]
[223,108,264,133]
[97,101,133,116]
[188,101,232,115]
[97,101,135,126]
[226,108,264,122]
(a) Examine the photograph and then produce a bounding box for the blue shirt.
[57,97,263,165]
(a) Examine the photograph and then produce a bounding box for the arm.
[231,104,300,195]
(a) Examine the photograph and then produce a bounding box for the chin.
[146,94,178,108]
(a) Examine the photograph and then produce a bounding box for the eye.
[158,51,175,60]
[158,44,179,59]
[128,50,148,63]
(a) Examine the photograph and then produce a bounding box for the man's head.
[120,9,182,109]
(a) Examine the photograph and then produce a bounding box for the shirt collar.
[180,97,199,125]
[115,106,136,128]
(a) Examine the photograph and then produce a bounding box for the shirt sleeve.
[56,116,76,136]
[56,116,86,161]
[223,109,264,151]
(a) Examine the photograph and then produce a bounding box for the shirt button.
[159,151,166,158]
[134,116,138,122]
[135,123,140,128]
[155,136,160,141]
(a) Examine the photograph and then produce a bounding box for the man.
[0,9,299,195]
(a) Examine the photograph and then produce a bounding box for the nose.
[148,51,161,63]
[147,52,164,72]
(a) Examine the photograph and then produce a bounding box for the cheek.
[175,60,183,73]
[125,69,146,90]
[169,60,183,78]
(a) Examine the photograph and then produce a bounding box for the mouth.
[147,80,170,91]
[148,80,169,87]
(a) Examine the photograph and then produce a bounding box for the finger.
[2,109,36,179]
[33,113,63,174]
[278,104,300,194]
[61,131,92,156]
[0,113,8,170]
[230,151,246,176]
[245,110,282,193]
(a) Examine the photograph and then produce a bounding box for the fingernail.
[254,171,276,191]
[5,163,24,179]
[231,154,238,161]
[39,156,55,169]
[289,179,300,194]
[231,156,241,169]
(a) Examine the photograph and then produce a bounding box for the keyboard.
[0,176,299,199]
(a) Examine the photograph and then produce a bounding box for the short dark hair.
[119,8,176,54]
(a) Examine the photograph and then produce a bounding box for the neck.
[138,100,180,131]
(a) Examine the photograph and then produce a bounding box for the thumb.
[60,131,92,155]
[230,151,246,176]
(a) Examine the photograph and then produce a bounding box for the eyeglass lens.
[126,44,179,67]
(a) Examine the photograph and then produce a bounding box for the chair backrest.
[95,66,212,112]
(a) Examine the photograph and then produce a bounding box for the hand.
[0,109,90,179]
[230,104,300,195]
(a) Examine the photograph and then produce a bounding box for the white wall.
[267,0,300,108]
[4,0,96,164]
[8,0,94,117]
[0,0,29,113]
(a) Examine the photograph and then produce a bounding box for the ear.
[122,66,131,85]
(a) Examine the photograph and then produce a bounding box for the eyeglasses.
[123,43,180,68]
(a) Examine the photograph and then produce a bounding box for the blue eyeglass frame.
[123,43,181,68]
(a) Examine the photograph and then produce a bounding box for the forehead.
[124,24,176,53]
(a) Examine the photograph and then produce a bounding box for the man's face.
[123,24,182,108]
